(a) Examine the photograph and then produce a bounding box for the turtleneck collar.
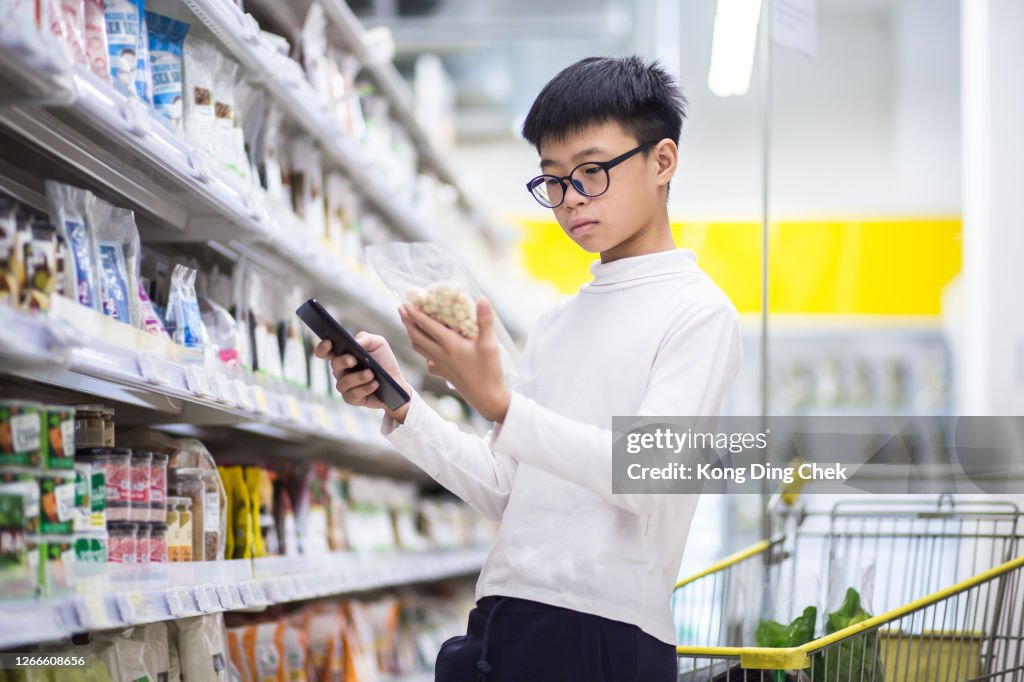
[584,248,701,293]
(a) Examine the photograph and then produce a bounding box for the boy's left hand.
[399,298,511,423]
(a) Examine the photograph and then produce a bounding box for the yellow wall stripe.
[515,218,962,316]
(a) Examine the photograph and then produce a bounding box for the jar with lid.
[165,496,181,561]
[107,522,137,563]
[148,453,168,523]
[200,469,222,561]
[81,448,131,522]
[129,451,151,522]
[173,468,205,561]
[74,406,107,450]
[136,522,151,564]
[176,497,193,561]
[102,407,115,447]
[148,523,168,563]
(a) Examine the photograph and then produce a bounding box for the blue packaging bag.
[145,11,190,130]
[103,0,151,103]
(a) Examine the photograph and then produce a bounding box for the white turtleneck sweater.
[381,248,743,644]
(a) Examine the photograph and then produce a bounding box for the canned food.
[0,401,42,467]
[74,407,106,450]
[39,471,75,535]
[149,453,168,523]
[41,405,75,469]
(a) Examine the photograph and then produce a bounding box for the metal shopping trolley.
[673,496,1024,681]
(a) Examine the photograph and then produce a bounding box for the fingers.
[329,353,358,375]
[355,331,385,352]
[399,306,444,358]
[314,339,333,359]
[476,298,496,343]
[336,367,375,394]
[401,304,450,345]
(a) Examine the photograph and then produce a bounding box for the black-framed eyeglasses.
[525,141,656,208]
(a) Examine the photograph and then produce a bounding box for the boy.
[315,56,742,681]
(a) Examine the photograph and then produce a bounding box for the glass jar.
[73,406,106,450]
[165,496,180,562]
[148,453,168,523]
[148,523,168,563]
[81,448,131,522]
[102,407,115,447]
[136,522,151,564]
[173,468,205,561]
[176,497,193,562]
[129,451,151,522]
[107,522,137,563]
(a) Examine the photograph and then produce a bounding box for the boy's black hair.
[521,55,687,151]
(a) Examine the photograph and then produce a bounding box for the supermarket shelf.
[0,547,488,649]
[243,0,492,238]
[0,20,417,353]
[182,0,435,243]
[0,301,433,480]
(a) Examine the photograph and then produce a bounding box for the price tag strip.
[137,352,171,387]
[166,587,198,618]
[216,584,241,611]
[115,591,146,624]
[193,584,222,613]
[75,594,115,631]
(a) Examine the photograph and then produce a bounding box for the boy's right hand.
[314,332,413,423]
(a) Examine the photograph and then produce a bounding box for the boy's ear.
[653,139,678,186]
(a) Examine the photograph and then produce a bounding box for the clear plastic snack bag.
[144,10,189,131]
[166,263,209,349]
[366,241,530,391]
[45,180,99,310]
[90,197,140,327]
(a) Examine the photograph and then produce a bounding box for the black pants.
[435,596,678,682]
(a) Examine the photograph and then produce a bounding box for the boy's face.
[536,121,670,256]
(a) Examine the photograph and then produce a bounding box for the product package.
[212,53,249,188]
[138,281,170,338]
[144,11,189,130]
[174,613,229,681]
[289,136,326,241]
[258,104,288,208]
[45,180,99,310]
[367,242,529,389]
[21,217,59,311]
[102,0,148,101]
[0,196,19,305]
[52,0,88,67]
[183,35,217,156]
[83,0,110,82]
[89,198,140,327]
[135,3,153,102]
[165,263,208,349]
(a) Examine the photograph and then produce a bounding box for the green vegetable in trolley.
[755,605,818,648]
[811,588,886,682]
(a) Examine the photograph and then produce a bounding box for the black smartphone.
[296,299,411,411]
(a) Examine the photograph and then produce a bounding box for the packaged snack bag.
[145,10,189,130]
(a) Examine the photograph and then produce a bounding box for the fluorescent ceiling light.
[708,0,763,98]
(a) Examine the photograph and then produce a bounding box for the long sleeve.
[489,303,742,515]
[381,391,518,521]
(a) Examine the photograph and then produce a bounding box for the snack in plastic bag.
[55,0,88,67]
[103,0,148,101]
[183,35,216,156]
[367,241,529,389]
[132,620,170,681]
[0,196,18,305]
[145,11,189,130]
[135,2,153,103]
[166,263,208,349]
[22,218,58,312]
[45,180,99,310]
[406,281,479,339]
[90,198,140,326]
[83,0,110,82]
[138,281,170,337]
[213,52,249,186]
